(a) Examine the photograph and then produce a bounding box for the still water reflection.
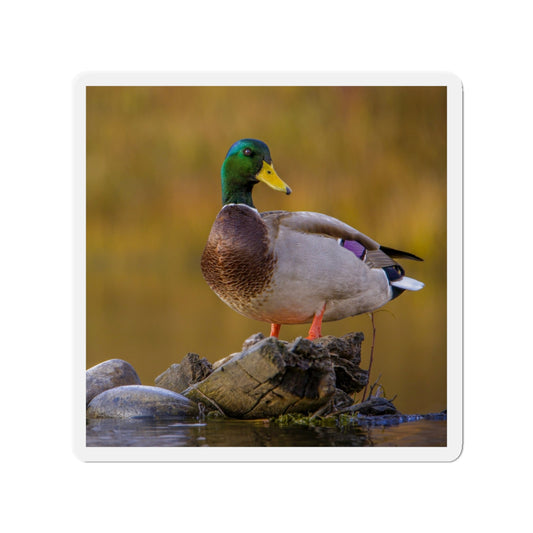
[86,417,446,447]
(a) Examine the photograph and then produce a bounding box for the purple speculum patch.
[340,239,366,259]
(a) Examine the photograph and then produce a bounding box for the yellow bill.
[256,161,292,195]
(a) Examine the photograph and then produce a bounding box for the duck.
[201,138,424,340]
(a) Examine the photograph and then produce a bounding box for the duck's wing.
[261,210,381,250]
[261,210,424,291]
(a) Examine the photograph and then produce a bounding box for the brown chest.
[200,205,276,309]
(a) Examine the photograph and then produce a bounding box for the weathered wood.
[335,397,398,416]
[314,333,368,394]
[183,336,337,419]
[154,352,212,393]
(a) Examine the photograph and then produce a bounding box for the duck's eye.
[243,148,252,156]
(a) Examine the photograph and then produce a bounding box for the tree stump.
[182,336,337,419]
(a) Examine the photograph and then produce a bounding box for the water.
[86,416,446,447]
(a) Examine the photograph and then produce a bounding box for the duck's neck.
[221,182,255,208]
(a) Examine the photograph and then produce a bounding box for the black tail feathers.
[379,245,423,262]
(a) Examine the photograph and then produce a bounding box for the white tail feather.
[391,276,424,291]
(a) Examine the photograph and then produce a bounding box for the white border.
[74,72,463,462]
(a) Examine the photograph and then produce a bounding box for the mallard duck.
[201,138,424,340]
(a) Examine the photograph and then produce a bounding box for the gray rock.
[183,336,336,419]
[155,352,212,393]
[86,359,141,406]
[86,385,199,419]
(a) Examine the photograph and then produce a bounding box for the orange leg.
[270,323,281,338]
[307,303,326,340]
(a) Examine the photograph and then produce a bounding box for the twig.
[310,400,332,419]
[326,399,373,417]
[361,312,376,401]
[367,373,382,399]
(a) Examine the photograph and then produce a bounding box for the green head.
[221,138,291,207]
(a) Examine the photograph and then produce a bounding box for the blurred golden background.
[86,86,446,414]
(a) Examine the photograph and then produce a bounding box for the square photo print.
[75,73,463,461]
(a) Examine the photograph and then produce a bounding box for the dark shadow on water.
[86,417,446,447]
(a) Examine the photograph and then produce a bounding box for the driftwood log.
[153,332,369,419]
